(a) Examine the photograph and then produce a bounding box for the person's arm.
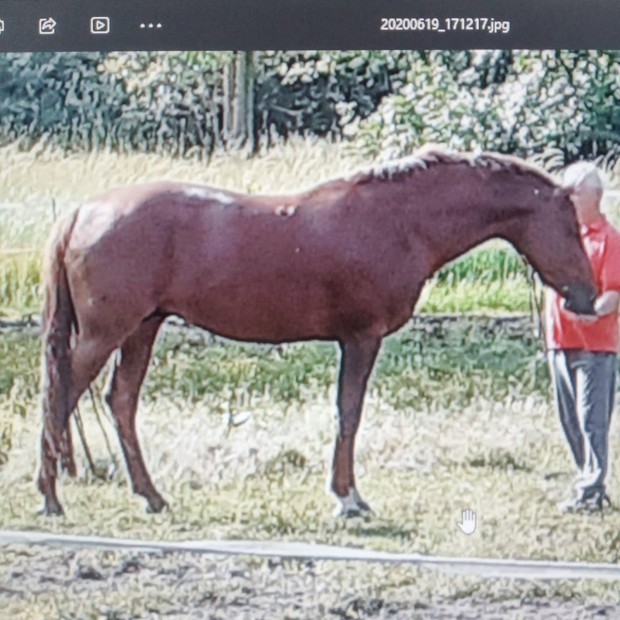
[575,229,620,321]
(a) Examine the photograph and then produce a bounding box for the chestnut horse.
[38,149,596,517]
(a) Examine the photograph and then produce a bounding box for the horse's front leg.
[105,317,166,513]
[331,335,381,517]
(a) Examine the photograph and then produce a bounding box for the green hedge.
[1,51,618,166]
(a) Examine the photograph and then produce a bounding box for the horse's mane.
[352,147,557,187]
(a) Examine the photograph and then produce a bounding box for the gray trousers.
[548,350,616,498]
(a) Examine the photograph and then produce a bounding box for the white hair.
[562,162,604,191]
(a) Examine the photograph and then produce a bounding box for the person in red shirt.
[545,162,620,512]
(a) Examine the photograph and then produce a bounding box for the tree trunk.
[222,52,255,154]
[222,58,234,144]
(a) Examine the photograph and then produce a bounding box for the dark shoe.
[559,491,611,514]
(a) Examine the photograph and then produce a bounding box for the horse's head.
[505,182,597,315]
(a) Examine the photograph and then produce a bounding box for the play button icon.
[90,16,110,34]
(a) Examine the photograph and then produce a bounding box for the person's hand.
[564,309,598,324]
[575,314,598,324]
[563,291,619,323]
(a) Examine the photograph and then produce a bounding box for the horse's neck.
[409,181,510,271]
[359,170,526,273]
[432,222,497,271]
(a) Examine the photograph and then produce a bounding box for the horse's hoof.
[146,496,169,514]
[334,501,374,519]
[39,501,65,517]
[333,488,373,519]
[335,506,373,519]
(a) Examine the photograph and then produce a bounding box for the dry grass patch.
[2,391,620,618]
[0,138,363,211]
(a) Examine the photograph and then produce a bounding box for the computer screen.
[1,2,619,618]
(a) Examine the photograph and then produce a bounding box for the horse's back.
[61,177,415,343]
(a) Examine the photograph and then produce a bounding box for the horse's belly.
[179,303,330,343]
[169,285,334,343]
[169,276,398,343]
[164,244,416,343]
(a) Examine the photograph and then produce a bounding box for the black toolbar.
[0,0,618,52]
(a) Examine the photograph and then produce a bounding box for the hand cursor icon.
[457,508,476,535]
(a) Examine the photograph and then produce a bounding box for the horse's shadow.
[344,519,418,540]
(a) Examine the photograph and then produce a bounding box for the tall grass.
[419,245,533,313]
[0,255,41,318]
[0,318,545,416]
[435,246,527,286]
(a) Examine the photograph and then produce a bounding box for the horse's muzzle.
[562,282,597,316]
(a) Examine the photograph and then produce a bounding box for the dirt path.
[1,546,617,619]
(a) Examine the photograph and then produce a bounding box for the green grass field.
[1,141,620,618]
[2,320,620,618]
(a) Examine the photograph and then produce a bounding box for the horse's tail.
[40,209,79,468]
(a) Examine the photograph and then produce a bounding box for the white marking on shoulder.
[76,201,117,232]
[183,187,234,204]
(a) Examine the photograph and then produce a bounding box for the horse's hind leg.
[39,335,117,516]
[331,335,381,517]
[104,316,166,513]
[59,425,76,477]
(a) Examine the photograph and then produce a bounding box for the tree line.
[0,50,617,167]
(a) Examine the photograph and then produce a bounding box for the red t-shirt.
[545,216,620,353]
